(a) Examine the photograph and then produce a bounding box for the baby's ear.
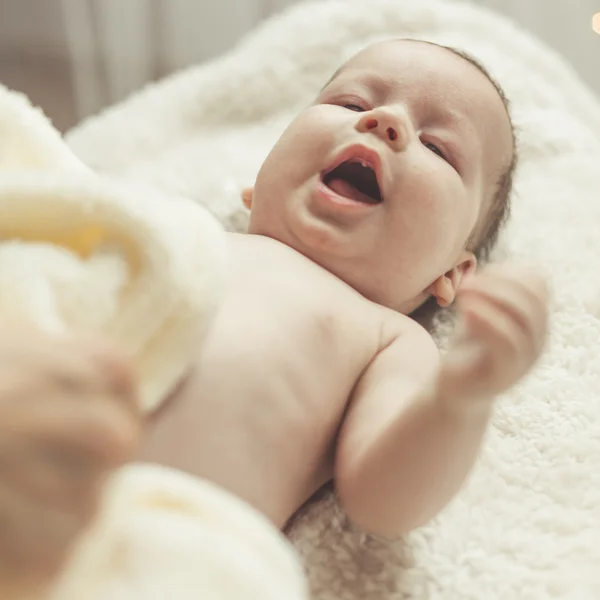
[427,251,477,307]
[241,187,254,210]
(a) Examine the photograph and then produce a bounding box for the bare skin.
[0,40,548,589]
[139,232,402,527]
[138,234,547,532]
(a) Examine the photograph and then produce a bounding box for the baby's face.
[249,40,513,312]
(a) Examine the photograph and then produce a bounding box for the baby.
[0,39,547,587]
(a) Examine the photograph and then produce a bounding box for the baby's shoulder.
[374,305,439,359]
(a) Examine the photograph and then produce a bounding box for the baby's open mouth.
[323,160,383,205]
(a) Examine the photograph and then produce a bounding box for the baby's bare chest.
[196,253,379,432]
[140,236,386,521]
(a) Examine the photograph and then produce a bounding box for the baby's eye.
[423,141,446,161]
[344,104,365,112]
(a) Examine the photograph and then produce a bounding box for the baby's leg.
[0,328,140,597]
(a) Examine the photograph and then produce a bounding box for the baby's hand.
[0,328,140,588]
[436,265,549,413]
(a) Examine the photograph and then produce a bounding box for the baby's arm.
[0,328,141,596]
[334,266,548,538]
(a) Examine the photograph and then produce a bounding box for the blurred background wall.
[1,0,599,132]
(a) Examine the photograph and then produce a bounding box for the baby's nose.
[355,108,408,150]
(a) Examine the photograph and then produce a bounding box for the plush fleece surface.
[0,85,226,413]
[67,0,600,598]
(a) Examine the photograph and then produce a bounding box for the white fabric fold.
[50,465,309,600]
[0,85,226,412]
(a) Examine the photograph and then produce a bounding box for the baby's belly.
[137,360,338,528]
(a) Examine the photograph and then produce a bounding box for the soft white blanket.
[67,0,600,598]
[0,86,226,412]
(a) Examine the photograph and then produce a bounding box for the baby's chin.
[248,200,429,313]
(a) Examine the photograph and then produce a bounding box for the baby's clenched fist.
[0,328,140,588]
[437,265,549,412]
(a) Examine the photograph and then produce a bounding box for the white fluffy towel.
[0,84,226,412]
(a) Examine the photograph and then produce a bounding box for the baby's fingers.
[7,395,140,469]
[459,271,548,357]
[0,395,139,518]
[467,299,542,391]
[61,335,139,415]
[461,294,529,359]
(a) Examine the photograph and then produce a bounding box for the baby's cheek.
[294,106,347,151]
[421,175,471,245]
[389,188,462,262]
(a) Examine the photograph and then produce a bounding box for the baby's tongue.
[327,178,376,204]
